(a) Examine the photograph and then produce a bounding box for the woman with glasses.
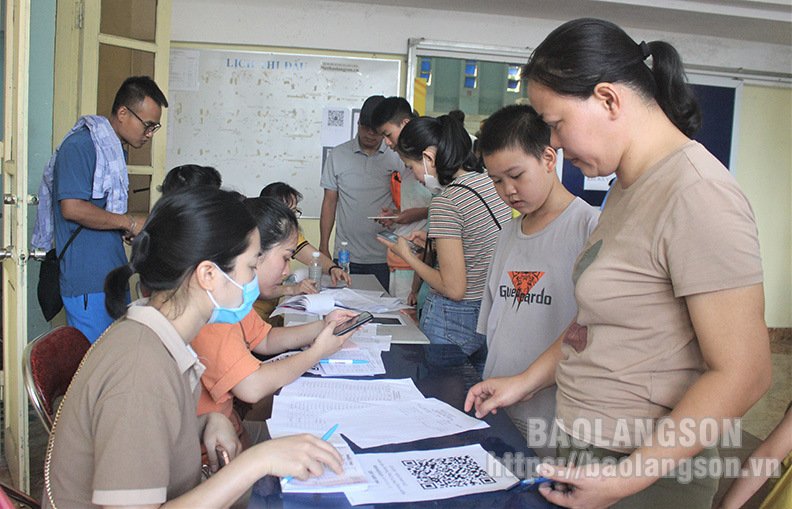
[255,182,352,325]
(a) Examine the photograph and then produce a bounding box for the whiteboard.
[165,47,401,217]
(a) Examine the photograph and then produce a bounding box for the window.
[506,65,521,93]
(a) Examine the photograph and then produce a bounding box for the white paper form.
[268,397,381,438]
[317,349,386,377]
[281,440,369,493]
[345,444,519,505]
[347,332,391,352]
[325,398,489,449]
[279,377,425,402]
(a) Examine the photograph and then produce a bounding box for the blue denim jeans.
[419,292,487,376]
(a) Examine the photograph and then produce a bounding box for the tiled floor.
[2,340,790,507]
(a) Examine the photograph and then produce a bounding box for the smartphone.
[333,311,374,336]
[216,446,230,469]
[377,231,424,254]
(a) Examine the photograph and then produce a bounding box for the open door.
[53,0,171,227]
[2,0,32,492]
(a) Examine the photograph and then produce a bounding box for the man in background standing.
[319,95,401,292]
[32,76,167,342]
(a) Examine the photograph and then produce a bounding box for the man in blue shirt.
[52,76,167,342]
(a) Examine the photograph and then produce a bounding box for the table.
[286,274,429,344]
[247,344,556,508]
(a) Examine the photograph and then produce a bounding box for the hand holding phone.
[333,311,374,336]
[377,231,424,254]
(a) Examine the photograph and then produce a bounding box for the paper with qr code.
[344,444,518,505]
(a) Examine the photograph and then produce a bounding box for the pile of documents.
[267,377,519,504]
[273,287,410,316]
[263,324,391,377]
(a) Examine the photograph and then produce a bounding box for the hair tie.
[639,41,651,60]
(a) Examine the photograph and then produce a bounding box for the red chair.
[0,482,39,508]
[23,326,90,434]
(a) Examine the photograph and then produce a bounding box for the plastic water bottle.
[338,241,351,274]
[309,251,322,292]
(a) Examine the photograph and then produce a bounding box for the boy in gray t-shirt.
[473,105,599,457]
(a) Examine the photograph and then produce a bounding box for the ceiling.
[333,0,792,46]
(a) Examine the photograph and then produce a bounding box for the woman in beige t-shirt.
[466,18,771,508]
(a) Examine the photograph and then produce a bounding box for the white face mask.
[422,156,444,195]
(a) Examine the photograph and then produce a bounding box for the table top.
[247,344,556,508]
[287,273,429,344]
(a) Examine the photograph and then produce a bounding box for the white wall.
[171,0,791,75]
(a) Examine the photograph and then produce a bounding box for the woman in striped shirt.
[379,115,511,375]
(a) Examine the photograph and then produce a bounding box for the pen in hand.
[508,476,552,491]
[280,423,340,487]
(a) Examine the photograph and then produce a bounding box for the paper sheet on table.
[345,444,519,505]
[347,332,391,351]
[281,440,369,493]
[268,396,382,436]
[325,398,489,448]
[279,377,425,402]
[316,349,386,377]
[276,293,336,315]
[324,288,410,313]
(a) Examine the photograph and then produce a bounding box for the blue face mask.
[206,263,260,324]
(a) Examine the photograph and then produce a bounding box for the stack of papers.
[280,440,369,493]
[274,288,410,316]
[269,378,488,448]
[269,377,517,504]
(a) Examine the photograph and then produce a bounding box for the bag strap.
[446,183,502,230]
[57,226,84,262]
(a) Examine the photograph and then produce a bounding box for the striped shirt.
[429,171,512,301]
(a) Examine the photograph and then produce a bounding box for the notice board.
[165,45,402,217]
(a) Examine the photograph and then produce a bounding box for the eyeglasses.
[126,107,161,134]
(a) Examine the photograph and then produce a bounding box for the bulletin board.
[165,44,402,217]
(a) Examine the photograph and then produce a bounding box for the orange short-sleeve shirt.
[191,310,272,427]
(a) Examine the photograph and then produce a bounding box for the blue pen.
[280,423,340,487]
[319,359,369,364]
[508,476,552,491]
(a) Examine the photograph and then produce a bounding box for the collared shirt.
[44,302,205,508]
[320,137,401,263]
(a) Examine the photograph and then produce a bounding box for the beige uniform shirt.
[556,141,763,452]
[45,302,206,508]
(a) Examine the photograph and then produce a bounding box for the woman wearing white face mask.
[44,187,343,509]
[379,115,512,376]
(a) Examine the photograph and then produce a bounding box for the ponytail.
[104,264,134,319]
[397,115,481,185]
[523,18,701,138]
[104,187,256,319]
[646,41,702,137]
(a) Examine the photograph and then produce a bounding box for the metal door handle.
[30,248,47,261]
[0,246,12,260]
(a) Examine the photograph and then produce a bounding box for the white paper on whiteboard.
[321,107,352,147]
[169,49,200,92]
[583,174,615,191]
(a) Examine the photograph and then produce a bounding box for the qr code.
[402,455,496,490]
[326,109,345,127]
